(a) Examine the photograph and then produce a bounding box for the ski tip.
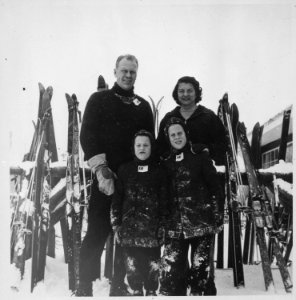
[148,96,156,110]
[38,82,45,93]
[230,102,239,116]
[72,94,79,105]
[253,122,261,130]
[46,86,53,96]
[97,75,106,89]
[156,96,164,107]
[231,102,238,109]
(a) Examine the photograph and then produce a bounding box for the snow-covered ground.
[8,230,293,298]
[7,160,293,298]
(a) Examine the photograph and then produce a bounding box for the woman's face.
[177,82,196,107]
[134,135,151,160]
[168,124,187,150]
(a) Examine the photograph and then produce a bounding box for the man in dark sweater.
[77,54,154,296]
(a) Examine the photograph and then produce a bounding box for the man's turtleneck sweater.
[80,82,154,172]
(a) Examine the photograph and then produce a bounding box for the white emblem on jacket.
[138,165,148,172]
[176,152,184,161]
[133,98,141,106]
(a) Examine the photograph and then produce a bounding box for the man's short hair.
[115,54,139,68]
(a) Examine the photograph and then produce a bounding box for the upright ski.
[250,122,263,169]
[148,96,164,136]
[65,93,82,292]
[243,122,263,264]
[30,84,54,292]
[237,122,275,292]
[264,200,293,292]
[218,94,245,288]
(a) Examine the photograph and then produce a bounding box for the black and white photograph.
[1,0,294,298]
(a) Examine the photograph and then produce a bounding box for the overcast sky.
[1,0,295,163]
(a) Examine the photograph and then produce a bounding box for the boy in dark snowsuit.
[111,130,168,296]
[159,117,223,296]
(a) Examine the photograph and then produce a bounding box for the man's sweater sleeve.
[80,94,106,161]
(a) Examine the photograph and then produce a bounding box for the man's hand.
[95,165,115,196]
[88,154,115,196]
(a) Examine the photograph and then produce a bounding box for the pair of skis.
[218,94,245,288]
[30,83,58,292]
[10,83,57,292]
[148,96,164,136]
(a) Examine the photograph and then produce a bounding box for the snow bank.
[277,178,293,195]
[260,160,293,174]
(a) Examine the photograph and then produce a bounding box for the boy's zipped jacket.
[111,159,168,247]
[163,147,223,239]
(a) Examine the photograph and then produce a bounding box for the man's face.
[177,82,196,107]
[114,58,138,90]
[168,124,187,150]
[134,135,151,161]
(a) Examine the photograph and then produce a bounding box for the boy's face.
[134,135,151,161]
[168,124,187,150]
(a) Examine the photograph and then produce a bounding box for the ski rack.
[217,93,292,293]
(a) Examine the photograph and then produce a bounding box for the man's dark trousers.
[79,182,125,289]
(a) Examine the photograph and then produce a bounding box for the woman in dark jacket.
[111,130,168,296]
[159,117,223,296]
[157,76,226,166]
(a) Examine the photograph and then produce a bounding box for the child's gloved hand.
[214,211,223,227]
[211,196,223,227]
[157,226,166,245]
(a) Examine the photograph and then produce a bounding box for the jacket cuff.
[88,153,107,173]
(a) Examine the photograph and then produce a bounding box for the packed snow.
[276,178,292,195]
